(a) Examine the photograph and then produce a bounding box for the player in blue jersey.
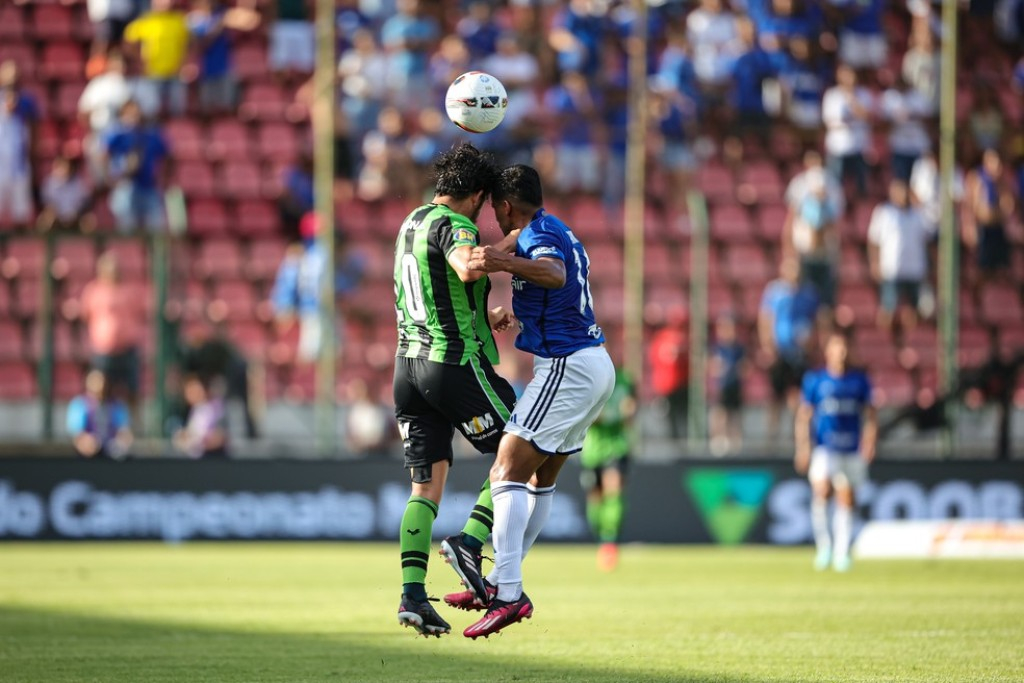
[451,164,615,638]
[794,331,878,572]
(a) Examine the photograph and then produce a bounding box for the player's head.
[491,164,543,235]
[432,142,500,222]
[888,178,909,207]
[824,331,850,372]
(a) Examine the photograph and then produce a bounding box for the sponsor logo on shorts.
[461,413,495,436]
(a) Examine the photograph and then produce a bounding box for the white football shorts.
[808,446,868,489]
[505,345,615,455]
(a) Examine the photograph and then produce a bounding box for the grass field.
[1,543,1022,683]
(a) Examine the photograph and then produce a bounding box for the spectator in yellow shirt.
[123,0,189,117]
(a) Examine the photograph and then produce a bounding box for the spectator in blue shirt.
[381,0,440,110]
[650,85,697,220]
[456,1,502,61]
[656,31,702,111]
[749,0,823,53]
[728,17,773,145]
[770,36,829,142]
[278,153,314,240]
[602,78,630,209]
[188,0,258,114]
[549,0,607,77]
[834,0,888,71]
[545,70,601,198]
[67,370,133,459]
[759,256,820,442]
[102,100,169,233]
[710,313,747,456]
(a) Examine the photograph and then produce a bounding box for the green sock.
[599,492,624,544]
[400,496,438,601]
[460,478,492,551]
[586,497,603,539]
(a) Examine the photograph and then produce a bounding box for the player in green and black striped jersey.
[393,143,519,636]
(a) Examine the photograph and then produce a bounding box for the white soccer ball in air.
[445,71,508,134]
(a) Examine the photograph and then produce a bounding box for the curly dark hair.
[432,142,501,200]
[493,164,544,208]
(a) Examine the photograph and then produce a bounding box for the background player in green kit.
[580,368,636,572]
[392,143,519,636]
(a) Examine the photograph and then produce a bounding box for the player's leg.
[393,359,454,636]
[581,466,604,539]
[596,459,627,571]
[808,447,835,570]
[431,356,516,604]
[831,456,867,572]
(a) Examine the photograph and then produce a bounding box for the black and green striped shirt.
[394,204,499,365]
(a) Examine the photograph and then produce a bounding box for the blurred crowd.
[0,0,1021,458]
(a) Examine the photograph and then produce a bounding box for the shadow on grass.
[0,604,754,683]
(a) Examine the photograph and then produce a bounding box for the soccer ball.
[445,71,508,134]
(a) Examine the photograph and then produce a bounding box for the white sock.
[811,497,831,554]
[491,480,529,602]
[833,504,852,559]
[486,484,555,587]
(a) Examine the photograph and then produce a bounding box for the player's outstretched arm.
[447,245,487,283]
[468,247,566,288]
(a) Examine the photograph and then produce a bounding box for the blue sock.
[461,532,484,552]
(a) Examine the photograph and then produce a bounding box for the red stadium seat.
[643,242,681,285]
[257,122,300,162]
[232,43,269,81]
[35,121,62,160]
[569,199,612,239]
[0,44,35,81]
[707,285,737,319]
[51,238,96,282]
[32,4,75,40]
[585,242,623,284]
[38,42,85,81]
[0,362,36,400]
[0,5,27,42]
[339,199,373,237]
[756,202,788,243]
[53,82,86,122]
[0,320,24,360]
[239,83,289,121]
[102,241,148,281]
[980,286,1021,326]
[228,320,269,359]
[696,164,735,203]
[11,278,41,319]
[173,161,216,198]
[0,279,11,317]
[164,120,205,162]
[737,161,784,204]
[53,361,85,401]
[723,243,771,285]
[206,119,252,161]
[187,198,230,236]
[836,284,878,327]
[709,204,754,242]
[234,200,280,237]
[29,319,81,362]
[839,245,870,285]
[2,238,46,280]
[209,280,257,321]
[220,161,263,199]
[193,238,242,280]
[245,239,288,281]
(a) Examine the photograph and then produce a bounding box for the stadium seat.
[35,121,62,161]
[245,239,288,281]
[208,280,257,321]
[709,204,754,242]
[206,119,252,161]
[193,238,243,280]
[569,199,612,239]
[723,244,771,285]
[173,161,216,198]
[0,44,35,81]
[696,163,735,203]
[839,245,869,285]
[38,42,85,81]
[2,239,46,280]
[29,319,81,362]
[164,120,205,162]
[53,82,86,122]
[228,320,268,359]
[585,242,623,284]
[51,238,96,282]
[0,362,36,400]
[239,83,289,121]
[0,5,27,42]
[234,200,280,237]
[0,279,10,317]
[257,122,299,162]
[849,202,874,244]
[0,320,24,360]
[872,371,915,406]
[737,162,784,205]
[10,278,41,320]
[187,199,230,236]
[980,286,1021,326]
[220,161,263,199]
[53,361,84,401]
[338,199,373,237]
[756,202,787,243]
[707,285,737,319]
[644,242,681,285]
[102,241,148,281]
[232,43,269,81]
[836,284,878,327]
[31,4,75,40]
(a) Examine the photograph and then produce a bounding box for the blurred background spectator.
[709,313,745,456]
[172,373,229,458]
[67,369,134,459]
[123,0,190,117]
[268,0,314,78]
[38,156,94,232]
[649,308,690,440]
[101,100,169,232]
[0,88,35,229]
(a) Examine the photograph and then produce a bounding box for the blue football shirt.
[510,209,604,358]
[801,368,873,454]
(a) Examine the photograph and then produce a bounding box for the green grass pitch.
[1,543,1021,682]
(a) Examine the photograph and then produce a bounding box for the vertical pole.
[687,191,708,447]
[937,0,959,457]
[314,0,336,457]
[623,0,648,441]
[153,232,169,439]
[40,232,56,439]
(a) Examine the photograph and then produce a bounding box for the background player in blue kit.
[795,332,878,572]
[456,165,615,638]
